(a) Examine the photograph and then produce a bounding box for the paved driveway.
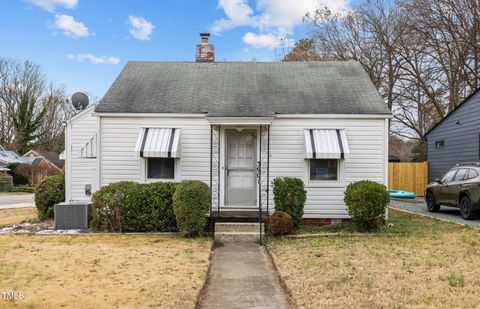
[390,199,480,227]
[0,194,35,209]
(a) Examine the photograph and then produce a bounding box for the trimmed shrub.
[12,185,35,193]
[267,211,293,236]
[91,181,135,232]
[0,175,13,192]
[173,180,210,237]
[122,182,178,232]
[34,174,65,220]
[91,181,178,233]
[273,177,306,229]
[344,180,390,231]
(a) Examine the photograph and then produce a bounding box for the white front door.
[225,130,256,206]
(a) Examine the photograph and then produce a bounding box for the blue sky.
[0,0,352,99]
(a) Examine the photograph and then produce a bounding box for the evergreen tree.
[12,94,47,154]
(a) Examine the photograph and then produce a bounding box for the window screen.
[310,159,338,181]
[147,158,175,179]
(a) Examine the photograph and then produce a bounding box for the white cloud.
[212,0,349,49]
[255,0,349,33]
[211,0,256,34]
[66,53,120,65]
[242,32,283,49]
[128,16,154,41]
[53,14,89,38]
[28,0,78,12]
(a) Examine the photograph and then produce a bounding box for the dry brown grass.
[268,209,480,309]
[0,234,212,309]
[0,208,38,227]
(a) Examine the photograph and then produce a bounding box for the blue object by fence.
[387,190,416,199]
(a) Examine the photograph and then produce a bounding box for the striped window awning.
[304,129,350,159]
[80,135,97,158]
[135,128,181,158]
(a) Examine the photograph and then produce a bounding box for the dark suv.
[425,163,480,220]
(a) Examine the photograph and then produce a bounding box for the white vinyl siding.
[98,115,386,219]
[66,107,98,201]
[100,117,211,186]
[268,118,387,218]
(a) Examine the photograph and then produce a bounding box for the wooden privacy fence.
[388,162,428,197]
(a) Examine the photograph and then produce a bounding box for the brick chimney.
[196,32,214,63]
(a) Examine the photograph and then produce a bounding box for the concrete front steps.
[214,222,264,243]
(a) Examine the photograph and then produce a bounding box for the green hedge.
[12,185,35,193]
[0,175,13,192]
[123,182,178,232]
[35,174,65,220]
[344,180,390,231]
[91,181,178,233]
[273,177,306,229]
[91,181,135,232]
[173,180,210,237]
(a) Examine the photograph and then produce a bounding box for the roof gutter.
[275,113,393,119]
[92,112,392,120]
[92,112,206,118]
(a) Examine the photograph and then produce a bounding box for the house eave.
[205,116,275,125]
[92,112,392,120]
[92,112,206,118]
[275,113,393,119]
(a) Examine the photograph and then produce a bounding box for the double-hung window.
[134,128,181,181]
[304,129,349,182]
[309,159,338,181]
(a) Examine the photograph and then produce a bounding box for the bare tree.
[303,0,406,111]
[0,57,73,153]
[296,0,480,142]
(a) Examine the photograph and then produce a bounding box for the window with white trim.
[309,159,338,181]
[147,158,175,179]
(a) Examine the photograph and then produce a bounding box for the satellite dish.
[71,92,89,110]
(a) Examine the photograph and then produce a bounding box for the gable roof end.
[425,87,480,137]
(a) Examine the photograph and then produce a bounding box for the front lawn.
[268,209,480,308]
[0,208,38,228]
[0,234,212,308]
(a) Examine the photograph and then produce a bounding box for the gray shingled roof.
[95,61,390,116]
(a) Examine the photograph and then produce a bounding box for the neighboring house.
[425,88,480,182]
[0,145,62,184]
[0,146,21,167]
[64,34,391,221]
[24,149,65,173]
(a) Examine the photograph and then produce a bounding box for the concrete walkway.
[0,194,34,209]
[390,200,480,227]
[197,242,291,309]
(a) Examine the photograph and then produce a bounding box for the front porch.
[208,119,272,219]
[209,210,270,223]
